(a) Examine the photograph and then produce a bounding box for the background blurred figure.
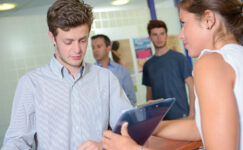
[111,41,126,66]
[92,34,137,106]
[143,20,195,120]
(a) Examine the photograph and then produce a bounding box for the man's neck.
[155,46,170,56]
[69,68,80,79]
[56,56,81,79]
[97,57,110,68]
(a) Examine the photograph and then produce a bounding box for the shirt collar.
[94,58,115,68]
[108,60,116,67]
[50,55,85,79]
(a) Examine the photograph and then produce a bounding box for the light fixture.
[0,3,16,11]
[111,0,130,6]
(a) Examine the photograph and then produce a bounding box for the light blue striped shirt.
[1,56,132,150]
[95,60,137,106]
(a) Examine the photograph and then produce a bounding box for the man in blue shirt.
[1,0,132,150]
[91,34,137,106]
[143,20,195,120]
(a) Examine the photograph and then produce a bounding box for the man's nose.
[178,29,184,40]
[73,42,82,53]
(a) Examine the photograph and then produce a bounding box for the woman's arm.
[185,76,195,119]
[194,53,239,150]
[102,120,201,150]
[153,119,201,141]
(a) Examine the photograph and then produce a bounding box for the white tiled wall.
[0,0,182,147]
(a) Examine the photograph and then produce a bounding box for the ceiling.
[0,0,166,17]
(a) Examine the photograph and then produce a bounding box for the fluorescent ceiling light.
[0,3,16,11]
[111,0,130,6]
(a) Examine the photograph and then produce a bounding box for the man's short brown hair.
[147,20,168,35]
[47,0,93,37]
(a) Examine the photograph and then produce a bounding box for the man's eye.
[80,39,87,43]
[64,41,71,45]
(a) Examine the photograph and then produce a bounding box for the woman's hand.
[102,122,141,150]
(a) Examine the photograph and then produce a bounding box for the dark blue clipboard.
[112,98,176,145]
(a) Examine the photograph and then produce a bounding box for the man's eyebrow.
[63,36,88,41]
[79,36,89,40]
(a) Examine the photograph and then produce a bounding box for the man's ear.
[202,10,216,30]
[107,45,112,52]
[148,36,151,41]
[48,32,56,45]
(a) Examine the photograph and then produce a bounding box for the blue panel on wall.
[147,0,157,20]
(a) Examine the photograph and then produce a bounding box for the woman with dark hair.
[111,41,126,66]
[102,0,243,150]
[111,41,120,63]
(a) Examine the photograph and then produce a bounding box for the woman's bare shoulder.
[194,52,235,96]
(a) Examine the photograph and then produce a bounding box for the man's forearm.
[146,86,152,102]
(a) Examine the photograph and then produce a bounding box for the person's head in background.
[147,20,168,51]
[91,34,111,67]
[112,41,120,51]
[179,0,243,58]
[111,41,120,63]
[47,0,93,73]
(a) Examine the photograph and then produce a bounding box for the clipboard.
[112,98,176,145]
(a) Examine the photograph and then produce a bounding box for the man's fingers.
[77,141,100,150]
[101,137,111,149]
[78,141,94,150]
[77,141,88,150]
[103,130,114,139]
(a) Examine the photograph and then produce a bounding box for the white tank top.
[195,44,243,149]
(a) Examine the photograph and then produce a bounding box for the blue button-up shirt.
[95,60,137,106]
[1,56,132,150]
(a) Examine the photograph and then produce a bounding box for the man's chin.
[155,46,164,49]
[72,64,83,68]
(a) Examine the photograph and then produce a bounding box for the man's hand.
[102,122,141,150]
[77,140,102,150]
[146,98,164,104]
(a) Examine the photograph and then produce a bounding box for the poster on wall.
[167,35,183,53]
[111,39,135,73]
[111,39,137,91]
[133,37,152,73]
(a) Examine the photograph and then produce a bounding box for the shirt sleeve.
[142,61,151,86]
[121,69,137,107]
[1,75,36,150]
[108,71,133,129]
